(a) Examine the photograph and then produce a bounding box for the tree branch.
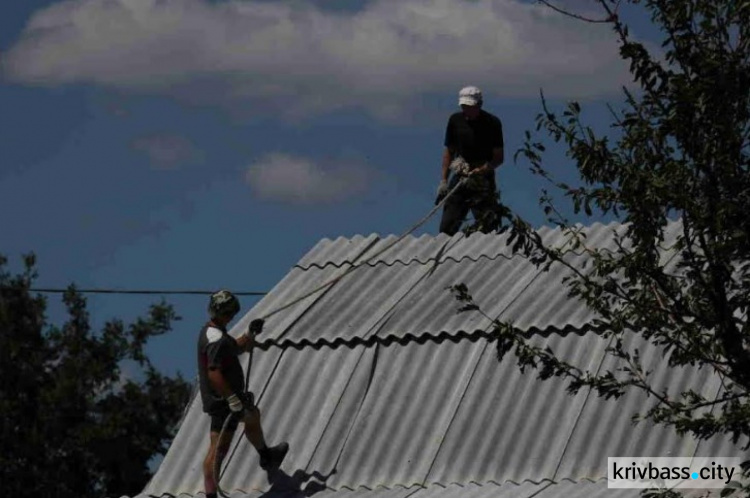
[537,0,618,24]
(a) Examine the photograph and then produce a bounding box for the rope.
[211,178,466,493]
[258,178,467,321]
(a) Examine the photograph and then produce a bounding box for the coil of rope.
[213,178,467,496]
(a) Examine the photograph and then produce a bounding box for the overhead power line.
[29,288,267,296]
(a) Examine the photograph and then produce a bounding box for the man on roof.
[436,85,505,235]
[197,290,288,498]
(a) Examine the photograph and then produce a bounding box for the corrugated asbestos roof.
[133,481,714,498]
[133,220,746,498]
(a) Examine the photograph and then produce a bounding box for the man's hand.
[437,180,448,197]
[227,393,244,413]
[249,319,264,335]
[469,163,491,175]
[435,179,449,205]
[238,318,264,351]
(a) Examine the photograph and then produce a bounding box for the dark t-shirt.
[197,323,245,414]
[444,109,504,166]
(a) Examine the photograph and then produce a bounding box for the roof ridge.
[294,226,647,271]
[254,322,611,351]
[295,251,518,270]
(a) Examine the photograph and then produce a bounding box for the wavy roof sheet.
[133,220,746,498]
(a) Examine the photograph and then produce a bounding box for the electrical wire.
[29,288,266,296]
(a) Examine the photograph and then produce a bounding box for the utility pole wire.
[29,288,267,296]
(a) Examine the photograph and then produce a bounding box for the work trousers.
[439,174,501,236]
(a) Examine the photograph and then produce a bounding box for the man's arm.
[236,319,263,352]
[470,147,504,176]
[236,332,255,352]
[435,147,454,204]
[473,112,505,175]
[208,367,246,413]
[441,147,453,182]
[208,367,235,398]
[489,146,504,169]
[490,116,505,170]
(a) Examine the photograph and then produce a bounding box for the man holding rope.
[436,85,505,235]
[197,290,288,498]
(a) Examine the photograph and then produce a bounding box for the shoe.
[259,442,289,470]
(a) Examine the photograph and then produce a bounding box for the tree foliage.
[0,253,192,498]
[456,0,749,494]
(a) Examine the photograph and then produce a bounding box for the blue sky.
[0,0,659,380]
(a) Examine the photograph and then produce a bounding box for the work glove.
[249,318,264,335]
[435,179,450,205]
[435,180,449,205]
[436,180,448,197]
[227,393,245,413]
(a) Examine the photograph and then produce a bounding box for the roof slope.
[135,221,745,498]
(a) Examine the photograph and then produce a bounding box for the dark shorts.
[207,392,256,433]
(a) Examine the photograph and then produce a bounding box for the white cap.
[458,86,482,106]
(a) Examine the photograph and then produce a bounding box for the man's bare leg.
[203,430,234,498]
[242,406,266,449]
[243,406,289,470]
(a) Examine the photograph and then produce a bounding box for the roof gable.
[139,220,744,498]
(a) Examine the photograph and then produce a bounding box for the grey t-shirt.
[197,323,245,414]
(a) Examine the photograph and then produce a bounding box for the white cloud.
[130,133,201,170]
[1,0,631,118]
[245,153,371,204]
